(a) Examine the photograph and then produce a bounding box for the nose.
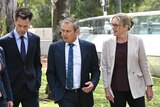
[111,25,116,28]
[111,26,116,30]
[19,27,27,36]
[20,26,26,32]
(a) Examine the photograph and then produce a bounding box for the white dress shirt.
[65,38,81,89]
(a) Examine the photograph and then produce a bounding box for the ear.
[124,25,129,31]
[14,20,16,25]
[14,20,18,27]
[75,28,80,35]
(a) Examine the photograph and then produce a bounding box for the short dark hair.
[15,7,33,21]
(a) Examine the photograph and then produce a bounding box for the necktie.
[20,36,26,61]
[67,44,74,89]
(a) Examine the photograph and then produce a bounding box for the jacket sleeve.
[0,47,13,101]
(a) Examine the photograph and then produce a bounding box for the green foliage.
[30,5,51,27]
[17,0,52,27]
[71,0,102,19]
[28,0,52,27]
[136,0,160,12]
[17,0,24,7]
[0,16,7,36]
[17,0,160,27]
[107,0,145,14]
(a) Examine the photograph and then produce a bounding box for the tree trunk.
[6,0,17,32]
[45,0,71,100]
[0,0,6,35]
[0,0,17,35]
[51,0,70,41]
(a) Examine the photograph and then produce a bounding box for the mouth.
[62,37,69,42]
[63,37,68,40]
[19,32,25,36]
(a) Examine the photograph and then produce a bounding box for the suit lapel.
[79,39,96,87]
[60,41,66,72]
[109,36,135,72]
[58,41,66,78]
[127,35,135,72]
[79,40,86,78]
[25,32,32,62]
[10,31,24,62]
[109,37,117,74]
[61,41,67,82]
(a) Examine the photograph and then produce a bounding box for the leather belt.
[65,89,80,93]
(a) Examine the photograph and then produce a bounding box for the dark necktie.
[20,36,26,61]
[67,44,74,89]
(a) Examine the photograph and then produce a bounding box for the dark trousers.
[110,90,145,107]
[13,84,39,107]
[58,89,93,107]
[0,97,7,107]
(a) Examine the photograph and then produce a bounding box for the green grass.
[147,56,160,78]
[39,68,160,107]
[39,68,58,107]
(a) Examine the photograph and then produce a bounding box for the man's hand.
[82,81,94,93]
[0,91,2,97]
[7,101,14,107]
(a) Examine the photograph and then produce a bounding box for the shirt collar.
[13,28,28,40]
[65,38,79,47]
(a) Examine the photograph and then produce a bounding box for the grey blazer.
[101,35,153,99]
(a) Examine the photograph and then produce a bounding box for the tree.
[45,0,71,99]
[0,0,17,36]
[17,0,52,27]
[71,0,102,19]
[107,0,145,14]
[136,0,160,12]
[28,0,52,27]
[51,0,70,41]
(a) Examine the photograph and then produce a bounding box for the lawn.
[39,68,160,107]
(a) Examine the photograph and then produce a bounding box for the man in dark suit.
[46,18,100,107]
[0,7,42,107]
[0,47,13,107]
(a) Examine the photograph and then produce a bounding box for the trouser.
[58,89,93,107]
[0,97,7,107]
[110,90,145,107]
[13,84,39,107]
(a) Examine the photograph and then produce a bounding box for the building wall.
[29,28,52,55]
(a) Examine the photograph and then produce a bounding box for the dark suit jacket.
[0,31,42,95]
[0,47,13,101]
[46,39,100,106]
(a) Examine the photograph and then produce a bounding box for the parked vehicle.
[79,10,160,77]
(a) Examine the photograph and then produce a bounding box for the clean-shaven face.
[14,17,30,36]
[61,22,79,43]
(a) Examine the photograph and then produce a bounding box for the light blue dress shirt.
[13,29,28,54]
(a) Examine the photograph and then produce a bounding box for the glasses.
[110,23,120,28]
